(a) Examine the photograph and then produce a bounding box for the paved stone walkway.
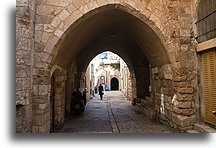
[60,91,172,133]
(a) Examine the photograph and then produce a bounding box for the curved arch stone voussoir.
[44,2,168,64]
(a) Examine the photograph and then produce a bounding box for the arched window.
[195,0,216,43]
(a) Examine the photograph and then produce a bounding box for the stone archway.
[28,0,198,133]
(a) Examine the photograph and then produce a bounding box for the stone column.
[32,69,51,133]
[16,0,37,133]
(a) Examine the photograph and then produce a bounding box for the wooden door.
[201,48,216,126]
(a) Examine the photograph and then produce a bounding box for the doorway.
[111,77,119,91]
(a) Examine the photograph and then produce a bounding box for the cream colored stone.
[44,36,59,54]
[87,1,99,11]
[35,24,43,31]
[51,16,61,28]
[54,29,64,38]
[46,0,71,7]
[96,0,108,7]
[67,3,77,13]
[149,14,161,30]
[44,24,55,33]
[180,28,191,37]
[35,31,42,43]
[64,10,83,26]
[108,0,116,4]
[140,8,151,19]
[17,0,28,6]
[58,22,65,30]
[41,52,52,63]
[174,100,192,109]
[59,9,70,20]
[125,0,136,8]
[79,4,90,14]
[42,32,51,43]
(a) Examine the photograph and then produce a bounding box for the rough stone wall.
[16,0,36,133]
[52,71,66,130]
[152,63,197,132]
[121,64,132,100]
[85,64,91,101]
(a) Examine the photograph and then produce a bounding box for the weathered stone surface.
[46,0,71,7]
[38,85,49,95]
[36,15,54,24]
[44,24,55,33]
[44,36,59,54]
[174,107,195,116]
[176,88,194,94]
[176,94,193,101]
[42,32,51,43]
[174,100,192,108]
[51,16,62,27]
[54,29,64,38]
[173,115,193,127]
[17,0,28,7]
[58,9,70,20]
[16,0,202,133]
[67,3,77,13]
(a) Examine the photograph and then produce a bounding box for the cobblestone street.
[60,91,172,133]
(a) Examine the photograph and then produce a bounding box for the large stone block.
[44,24,55,33]
[51,16,62,28]
[41,32,51,44]
[46,0,71,7]
[176,87,194,94]
[38,85,49,95]
[174,100,192,108]
[174,107,195,116]
[17,0,29,7]
[173,114,192,127]
[36,15,54,24]
[54,29,64,38]
[59,9,70,20]
[176,94,193,101]
[33,114,47,126]
[44,36,59,54]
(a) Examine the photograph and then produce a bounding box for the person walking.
[98,84,104,100]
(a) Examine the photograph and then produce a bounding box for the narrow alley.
[60,91,172,133]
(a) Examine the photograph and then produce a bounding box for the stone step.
[186,130,200,133]
[193,123,216,133]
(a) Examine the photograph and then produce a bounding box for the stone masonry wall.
[121,65,132,100]
[16,0,199,133]
[16,0,36,133]
[152,63,197,132]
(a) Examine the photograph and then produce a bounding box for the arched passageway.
[15,0,208,133]
[30,2,198,133]
[51,6,170,110]
[43,5,172,133]
[111,77,119,91]
[49,6,171,131]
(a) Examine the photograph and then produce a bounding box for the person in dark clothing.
[70,89,82,115]
[94,86,98,94]
[98,84,104,100]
